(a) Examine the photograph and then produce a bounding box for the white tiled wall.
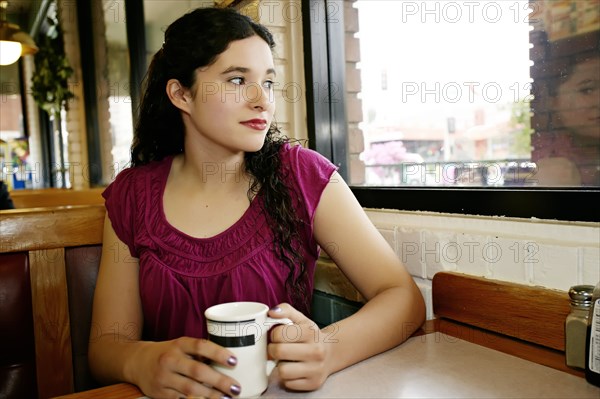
[59,0,89,189]
[366,209,600,320]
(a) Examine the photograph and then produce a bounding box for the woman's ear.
[166,79,192,113]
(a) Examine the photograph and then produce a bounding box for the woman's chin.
[572,126,600,145]
[244,136,268,153]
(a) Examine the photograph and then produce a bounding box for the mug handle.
[264,317,293,376]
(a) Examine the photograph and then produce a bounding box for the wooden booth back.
[9,188,105,209]
[0,205,105,399]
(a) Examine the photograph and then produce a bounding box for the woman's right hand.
[127,337,241,399]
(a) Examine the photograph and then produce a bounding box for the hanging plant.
[30,18,74,188]
[31,26,74,114]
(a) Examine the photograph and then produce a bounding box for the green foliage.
[30,29,74,115]
[509,99,533,157]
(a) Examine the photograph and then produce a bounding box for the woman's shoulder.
[101,157,173,252]
[278,141,338,213]
[114,157,172,183]
[103,156,172,199]
[280,141,337,174]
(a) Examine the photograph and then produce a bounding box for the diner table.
[56,331,599,399]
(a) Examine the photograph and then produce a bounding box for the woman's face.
[553,57,600,142]
[182,35,276,155]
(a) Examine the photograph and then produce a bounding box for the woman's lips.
[240,119,268,131]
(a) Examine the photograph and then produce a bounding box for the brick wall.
[344,0,365,185]
[238,0,308,142]
[58,0,89,189]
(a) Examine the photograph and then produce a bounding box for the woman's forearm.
[321,284,425,375]
[88,335,150,385]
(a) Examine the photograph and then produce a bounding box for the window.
[103,1,135,173]
[302,0,599,222]
[356,1,533,188]
[0,61,28,189]
[77,0,148,186]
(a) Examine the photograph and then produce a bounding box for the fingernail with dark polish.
[270,306,282,313]
[221,395,232,399]
[227,356,238,366]
[230,384,241,395]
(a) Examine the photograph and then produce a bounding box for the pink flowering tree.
[362,141,424,180]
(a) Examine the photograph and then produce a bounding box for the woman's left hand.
[267,303,333,391]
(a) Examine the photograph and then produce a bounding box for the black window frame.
[77,0,146,186]
[301,0,599,223]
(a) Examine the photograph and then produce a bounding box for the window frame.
[301,0,599,223]
[76,0,102,186]
[77,0,146,186]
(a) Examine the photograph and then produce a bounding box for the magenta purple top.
[102,144,337,340]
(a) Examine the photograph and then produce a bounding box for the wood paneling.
[0,205,105,253]
[10,188,105,209]
[432,271,570,351]
[30,248,74,398]
[436,319,583,378]
[52,383,141,399]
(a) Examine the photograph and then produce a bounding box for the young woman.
[532,31,600,187]
[89,7,425,399]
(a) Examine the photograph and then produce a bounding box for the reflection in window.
[530,1,600,187]
[350,0,599,188]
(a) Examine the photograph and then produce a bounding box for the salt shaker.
[565,285,594,369]
[585,281,600,387]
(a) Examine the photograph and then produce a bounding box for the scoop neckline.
[157,155,263,242]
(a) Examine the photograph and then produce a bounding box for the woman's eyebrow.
[576,78,596,86]
[221,66,277,76]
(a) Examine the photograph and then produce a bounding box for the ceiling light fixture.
[0,0,38,66]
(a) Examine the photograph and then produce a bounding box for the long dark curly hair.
[130,7,310,312]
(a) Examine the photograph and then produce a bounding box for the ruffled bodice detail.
[141,160,272,277]
[103,144,337,341]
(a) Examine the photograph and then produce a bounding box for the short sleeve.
[102,167,139,257]
[282,143,338,224]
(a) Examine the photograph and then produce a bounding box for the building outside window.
[346,0,599,189]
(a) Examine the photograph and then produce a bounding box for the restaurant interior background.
[0,0,599,368]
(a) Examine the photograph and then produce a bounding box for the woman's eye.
[229,77,244,85]
[578,87,594,95]
[577,81,598,95]
[263,80,274,89]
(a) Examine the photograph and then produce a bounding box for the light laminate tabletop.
[56,333,599,399]
[263,333,598,398]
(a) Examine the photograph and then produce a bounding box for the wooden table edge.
[52,383,142,399]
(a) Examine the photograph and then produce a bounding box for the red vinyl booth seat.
[0,252,38,398]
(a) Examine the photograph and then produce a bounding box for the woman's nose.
[247,83,270,109]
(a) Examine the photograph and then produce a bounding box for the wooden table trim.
[436,318,584,378]
[52,383,142,399]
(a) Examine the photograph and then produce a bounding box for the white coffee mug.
[205,302,292,398]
